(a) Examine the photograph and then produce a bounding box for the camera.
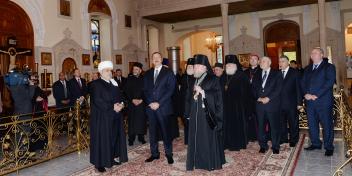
[4,65,32,86]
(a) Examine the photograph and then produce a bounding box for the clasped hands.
[114,103,124,112]
[149,102,160,110]
[304,94,318,101]
[257,97,270,104]
[132,99,143,106]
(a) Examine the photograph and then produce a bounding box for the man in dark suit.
[279,56,302,147]
[114,69,126,89]
[53,72,70,108]
[301,47,336,156]
[143,52,176,164]
[68,68,88,106]
[252,56,283,154]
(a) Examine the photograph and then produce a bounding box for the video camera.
[4,65,32,86]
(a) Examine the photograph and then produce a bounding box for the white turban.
[98,61,113,73]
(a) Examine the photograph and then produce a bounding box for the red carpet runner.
[73,135,305,176]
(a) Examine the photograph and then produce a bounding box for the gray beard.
[194,71,205,78]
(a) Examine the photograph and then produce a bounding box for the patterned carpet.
[73,135,305,176]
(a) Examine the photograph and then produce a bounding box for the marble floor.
[7,135,352,176]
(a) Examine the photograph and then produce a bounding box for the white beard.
[186,68,194,76]
[194,71,205,78]
[226,68,236,75]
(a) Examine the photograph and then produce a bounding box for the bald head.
[59,72,66,81]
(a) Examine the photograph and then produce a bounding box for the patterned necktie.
[282,70,285,79]
[313,64,318,70]
[77,78,82,88]
[262,71,267,88]
[62,81,67,98]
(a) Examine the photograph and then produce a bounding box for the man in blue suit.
[143,52,176,164]
[301,47,336,156]
[252,56,283,154]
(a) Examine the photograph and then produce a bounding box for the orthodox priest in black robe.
[185,54,225,171]
[124,62,147,146]
[221,55,251,151]
[89,61,128,173]
[179,58,195,145]
[244,54,262,141]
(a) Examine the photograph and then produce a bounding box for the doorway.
[264,20,301,69]
[62,58,77,80]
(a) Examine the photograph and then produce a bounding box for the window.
[91,19,101,68]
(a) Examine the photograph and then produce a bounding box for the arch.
[263,20,301,69]
[11,0,45,46]
[81,0,118,50]
[62,57,77,80]
[88,0,111,16]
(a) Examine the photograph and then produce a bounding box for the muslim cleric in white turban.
[89,60,128,173]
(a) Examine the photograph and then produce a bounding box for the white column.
[221,3,230,55]
[318,0,327,53]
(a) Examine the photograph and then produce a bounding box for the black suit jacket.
[53,80,70,108]
[114,76,127,90]
[68,77,88,105]
[280,68,302,110]
[252,69,283,112]
[143,66,176,116]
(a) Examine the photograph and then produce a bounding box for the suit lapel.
[264,70,274,89]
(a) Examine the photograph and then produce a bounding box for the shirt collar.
[101,78,110,83]
[155,65,162,71]
[263,68,271,74]
[282,66,289,73]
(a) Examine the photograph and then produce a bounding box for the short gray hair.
[312,47,324,55]
[261,56,272,64]
[279,55,289,61]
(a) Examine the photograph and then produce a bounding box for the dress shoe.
[113,161,121,165]
[304,145,322,151]
[96,167,106,173]
[289,142,297,147]
[128,141,134,146]
[145,155,160,162]
[259,148,267,153]
[139,139,146,144]
[166,155,174,164]
[272,149,280,154]
[325,150,334,156]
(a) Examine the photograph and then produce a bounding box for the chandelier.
[205,33,223,52]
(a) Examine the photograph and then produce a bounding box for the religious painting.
[41,73,53,88]
[82,54,90,65]
[125,15,132,28]
[59,0,71,17]
[116,55,122,65]
[237,53,251,69]
[41,52,52,65]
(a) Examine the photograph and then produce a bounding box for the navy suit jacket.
[52,80,70,108]
[68,77,88,105]
[143,66,176,116]
[301,59,336,107]
[280,68,303,110]
[252,69,283,112]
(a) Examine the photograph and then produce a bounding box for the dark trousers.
[129,134,145,142]
[257,109,280,150]
[146,109,173,157]
[306,105,334,150]
[280,108,299,144]
[183,118,189,145]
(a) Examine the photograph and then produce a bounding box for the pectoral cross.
[0,47,32,72]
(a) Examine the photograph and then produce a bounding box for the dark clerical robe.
[124,75,147,136]
[179,74,195,144]
[89,79,128,168]
[185,73,225,171]
[220,71,251,151]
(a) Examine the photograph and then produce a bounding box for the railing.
[333,88,352,176]
[298,87,343,130]
[0,100,90,175]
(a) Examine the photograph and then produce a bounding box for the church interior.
[1,0,352,175]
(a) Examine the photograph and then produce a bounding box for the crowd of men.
[10,46,333,173]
